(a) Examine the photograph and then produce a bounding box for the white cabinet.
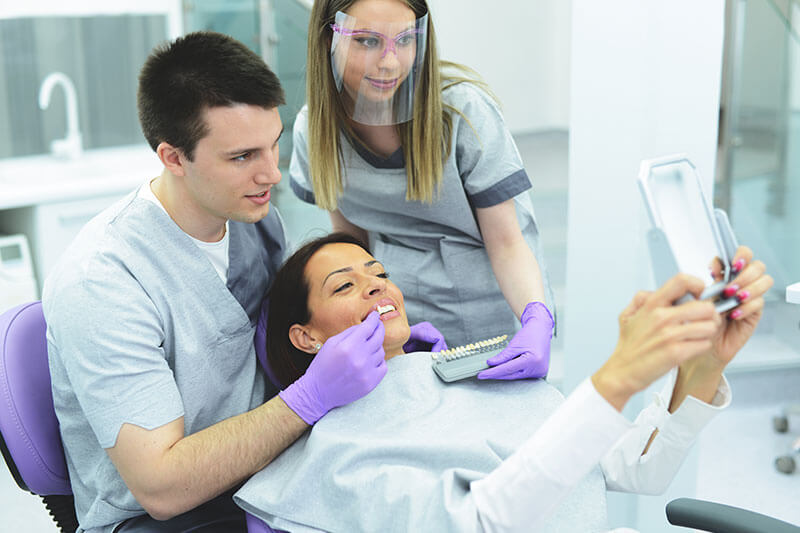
[0,194,124,293]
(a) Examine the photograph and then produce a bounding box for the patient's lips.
[365,299,400,322]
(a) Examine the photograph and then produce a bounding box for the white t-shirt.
[137,181,230,283]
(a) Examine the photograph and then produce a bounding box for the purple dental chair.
[0,301,77,532]
[0,301,276,533]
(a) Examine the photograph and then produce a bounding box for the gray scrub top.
[42,192,285,532]
[290,82,555,347]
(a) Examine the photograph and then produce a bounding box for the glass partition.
[182,0,310,168]
[718,0,800,369]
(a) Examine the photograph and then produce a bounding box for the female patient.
[236,233,772,532]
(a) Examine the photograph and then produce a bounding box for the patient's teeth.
[377,304,396,315]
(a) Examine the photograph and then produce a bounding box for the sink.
[0,144,162,209]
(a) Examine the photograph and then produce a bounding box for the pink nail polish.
[723,285,739,298]
[732,259,745,273]
[730,309,743,320]
[736,290,750,302]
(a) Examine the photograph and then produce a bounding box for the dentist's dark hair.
[266,232,370,388]
[137,31,285,160]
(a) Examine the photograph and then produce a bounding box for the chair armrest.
[666,497,800,533]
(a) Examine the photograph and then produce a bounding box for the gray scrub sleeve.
[450,82,533,208]
[47,257,183,450]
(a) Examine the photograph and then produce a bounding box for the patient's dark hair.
[267,232,370,388]
[137,31,285,160]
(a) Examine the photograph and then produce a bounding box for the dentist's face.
[179,104,283,225]
[303,242,411,357]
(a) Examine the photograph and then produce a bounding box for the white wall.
[430,0,571,133]
[566,1,725,530]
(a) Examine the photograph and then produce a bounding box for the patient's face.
[303,242,411,358]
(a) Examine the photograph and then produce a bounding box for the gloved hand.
[477,301,554,380]
[280,311,387,424]
[403,321,448,353]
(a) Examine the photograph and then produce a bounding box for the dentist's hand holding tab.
[280,311,388,424]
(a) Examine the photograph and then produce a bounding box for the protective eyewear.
[330,24,423,59]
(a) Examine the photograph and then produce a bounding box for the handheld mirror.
[638,154,740,313]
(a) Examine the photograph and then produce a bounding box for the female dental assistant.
[290,0,555,378]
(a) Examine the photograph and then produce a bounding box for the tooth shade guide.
[433,335,508,362]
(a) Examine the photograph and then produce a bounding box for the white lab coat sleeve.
[600,369,731,494]
[471,378,632,533]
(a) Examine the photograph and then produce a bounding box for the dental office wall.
[430,0,571,133]
[568,1,725,530]
[569,0,800,530]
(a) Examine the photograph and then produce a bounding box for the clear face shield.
[330,11,428,126]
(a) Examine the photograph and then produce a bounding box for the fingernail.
[736,290,750,302]
[723,284,739,298]
[730,309,743,320]
[732,259,745,273]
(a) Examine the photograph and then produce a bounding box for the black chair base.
[42,494,79,533]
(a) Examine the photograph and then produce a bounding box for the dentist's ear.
[289,324,322,355]
[156,141,187,177]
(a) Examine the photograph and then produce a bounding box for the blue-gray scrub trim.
[468,169,532,208]
[290,177,316,205]
[349,137,405,169]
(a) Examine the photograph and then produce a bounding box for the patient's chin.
[384,332,410,360]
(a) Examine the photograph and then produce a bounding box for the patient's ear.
[289,324,320,355]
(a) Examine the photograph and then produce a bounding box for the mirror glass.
[643,159,727,287]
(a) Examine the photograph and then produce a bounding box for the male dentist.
[43,31,437,532]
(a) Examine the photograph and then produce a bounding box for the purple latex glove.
[280,311,387,424]
[403,321,448,353]
[477,301,554,380]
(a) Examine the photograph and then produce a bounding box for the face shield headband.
[330,11,429,126]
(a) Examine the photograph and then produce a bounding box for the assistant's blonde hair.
[306,0,485,210]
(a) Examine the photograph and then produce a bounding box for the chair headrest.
[0,301,71,495]
[255,298,282,391]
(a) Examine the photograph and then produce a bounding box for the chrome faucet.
[38,72,83,159]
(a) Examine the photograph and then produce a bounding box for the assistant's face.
[334,0,419,104]
[302,242,411,358]
[180,104,283,225]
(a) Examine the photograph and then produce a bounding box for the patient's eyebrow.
[322,267,352,288]
[322,260,383,288]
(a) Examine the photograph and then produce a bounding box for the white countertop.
[0,145,161,209]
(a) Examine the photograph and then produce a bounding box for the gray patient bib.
[235,353,607,533]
